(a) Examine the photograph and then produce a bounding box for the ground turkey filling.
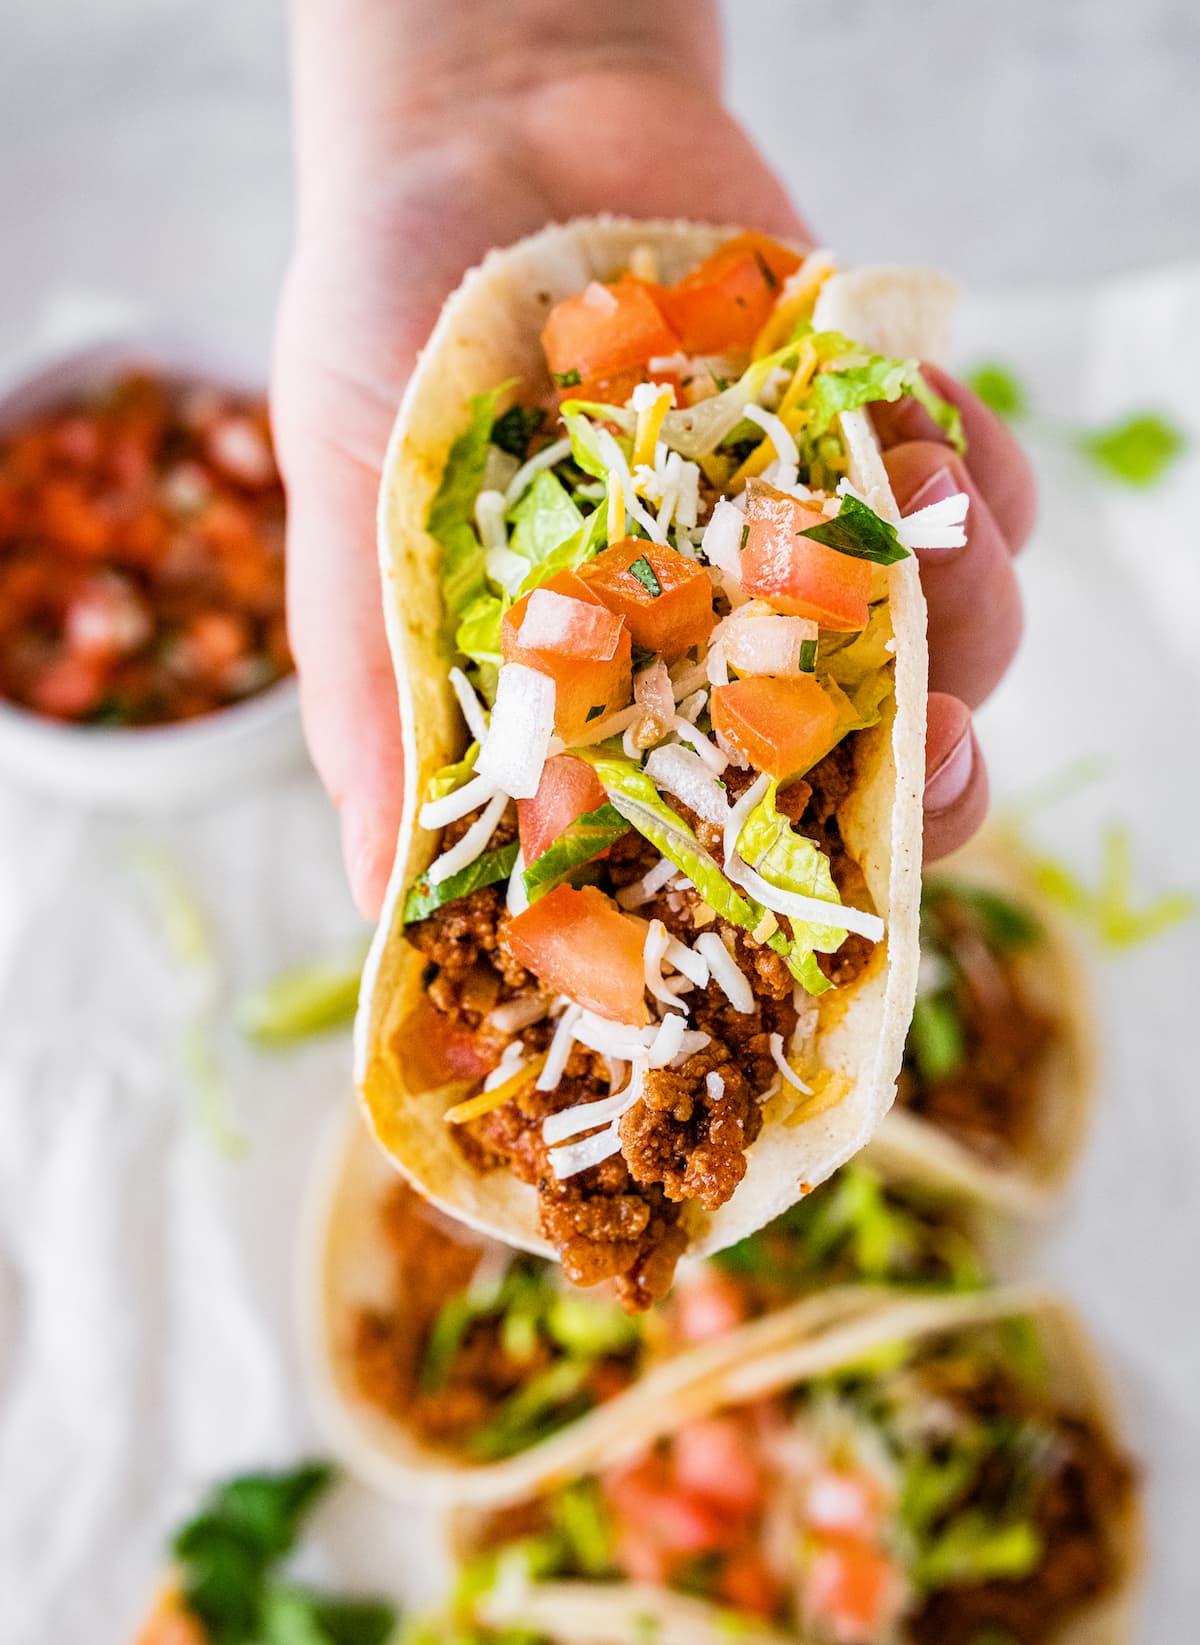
[403,740,875,1311]
[897,898,1057,1166]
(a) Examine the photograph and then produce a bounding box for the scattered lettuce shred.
[737,780,849,955]
[1023,824,1194,949]
[522,803,629,901]
[237,944,369,1048]
[964,361,1028,421]
[1078,411,1186,488]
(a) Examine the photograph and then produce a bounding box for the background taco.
[450,1287,1141,1645]
[356,219,955,1301]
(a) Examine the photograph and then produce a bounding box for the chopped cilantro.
[490,404,544,460]
[627,555,663,597]
[1078,411,1186,488]
[739,523,749,550]
[800,495,910,565]
[586,704,605,722]
[798,637,817,672]
[552,368,582,388]
[965,361,1028,421]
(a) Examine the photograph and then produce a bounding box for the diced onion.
[723,614,817,677]
[548,1124,624,1179]
[419,771,500,832]
[487,993,547,1034]
[676,689,707,725]
[695,931,754,1013]
[449,665,489,746]
[744,402,799,470]
[615,853,678,910]
[476,663,556,799]
[644,746,729,828]
[504,436,573,508]
[706,642,729,687]
[700,498,745,585]
[520,589,614,655]
[484,1040,527,1091]
[644,919,688,1013]
[669,658,709,701]
[769,1031,812,1094]
[536,1003,582,1090]
[705,1071,726,1102]
[426,790,509,886]
[635,661,676,737]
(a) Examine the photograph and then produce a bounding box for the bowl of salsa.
[0,341,302,807]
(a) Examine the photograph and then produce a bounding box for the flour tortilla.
[356,221,943,1260]
[464,1286,1142,1645]
[302,1101,897,1509]
[867,827,1097,1216]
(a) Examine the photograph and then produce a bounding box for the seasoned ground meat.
[402,737,876,1308]
[898,897,1057,1163]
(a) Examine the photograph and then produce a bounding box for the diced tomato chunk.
[710,675,841,780]
[502,572,632,739]
[718,1547,784,1619]
[671,1268,750,1345]
[501,885,648,1024]
[518,754,610,865]
[133,1585,211,1645]
[542,279,680,386]
[396,996,497,1092]
[803,1539,900,1641]
[604,1455,733,1560]
[659,233,802,355]
[672,1417,766,1515]
[740,482,871,632]
[570,364,687,411]
[581,538,714,660]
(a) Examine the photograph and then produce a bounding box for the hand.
[273,1,1032,916]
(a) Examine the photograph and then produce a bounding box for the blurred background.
[1,3,1197,1641]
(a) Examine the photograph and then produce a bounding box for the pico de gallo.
[900,874,1058,1167]
[400,234,970,1308]
[351,1165,984,1466]
[0,369,290,726]
[455,1317,1134,1645]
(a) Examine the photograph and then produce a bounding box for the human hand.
[273,0,1032,916]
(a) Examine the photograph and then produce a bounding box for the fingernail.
[924,726,975,814]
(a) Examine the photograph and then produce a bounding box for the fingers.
[884,442,1023,711]
[872,365,1036,553]
[923,691,989,861]
[277,422,405,919]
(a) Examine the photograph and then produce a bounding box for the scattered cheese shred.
[444,1053,548,1124]
[633,383,675,469]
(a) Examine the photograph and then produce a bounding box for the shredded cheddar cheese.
[444,1053,548,1125]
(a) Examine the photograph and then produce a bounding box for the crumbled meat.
[620,1044,762,1208]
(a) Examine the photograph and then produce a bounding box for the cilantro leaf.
[965,361,1028,421]
[491,405,544,461]
[627,555,663,596]
[1078,412,1186,488]
[403,842,519,924]
[800,495,910,565]
[261,1588,397,1645]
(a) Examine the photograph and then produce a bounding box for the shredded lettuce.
[561,410,623,479]
[522,803,629,902]
[736,781,848,956]
[403,842,519,925]
[515,491,608,595]
[915,1512,1042,1589]
[427,744,481,803]
[455,596,506,700]
[429,387,505,621]
[507,469,583,563]
[806,333,965,452]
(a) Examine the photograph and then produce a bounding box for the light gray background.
[2,1,1199,369]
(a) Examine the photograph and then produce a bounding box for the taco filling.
[459,1319,1134,1645]
[398,234,967,1308]
[900,874,1058,1166]
[351,1166,983,1466]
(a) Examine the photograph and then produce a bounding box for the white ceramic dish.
[0,338,304,810]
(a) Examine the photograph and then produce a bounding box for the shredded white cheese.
[425,790,509,887]
[487,993,548,1034]
[483,1040,527,1092]
[769,1031,812,1094]
[705,1071,727,1102]
[644,919,688,1014]
[615,854,677,909]
[448,665,489,747]
[695,930,754,1013]
[419,770,499,832]
[536,1002,583,1091]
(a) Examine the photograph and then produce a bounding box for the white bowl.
[0,338,305,810]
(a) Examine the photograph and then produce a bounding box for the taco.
[446,1287,1140,1645]
[358,219,967,1307]
[304,1102,992,1507]
[870,831,1096,1214]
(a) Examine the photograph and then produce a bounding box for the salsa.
[0,369,290,726]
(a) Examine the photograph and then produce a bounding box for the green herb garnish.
[798,637,817,672]
[491,404,545,460]
[799,495,909,565]
[552,369,582,388]
[627,555,663,597]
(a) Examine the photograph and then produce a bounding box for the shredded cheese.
[696,931,754,1013]
[444,1053,547,1124]
[633,383,675,468]
[426,790,508,886]
[769,1031,812,1094]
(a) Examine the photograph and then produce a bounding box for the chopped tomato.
[542,280,680,387]
[502,571,632,739]
[582,538,714,660]
[518,754,611,865]
[718,1547,784,1619]
[604,1455,733,1560]
[710,675,841,780]
[659,233,802,355]
[804,1468,886,1539]
[395,996,497,1092]
[740,481,871,632]
[803,1539,900,1642]
[501,885,648,1024]
[671,1268,750,1345]
[672,1417,766,1515]
[568,364,686,411]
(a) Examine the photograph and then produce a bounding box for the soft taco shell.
[867,827,1097,1216]
[466,1285,1142,1645]
[301,1101,899,1509]
[356,220,944,1259]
